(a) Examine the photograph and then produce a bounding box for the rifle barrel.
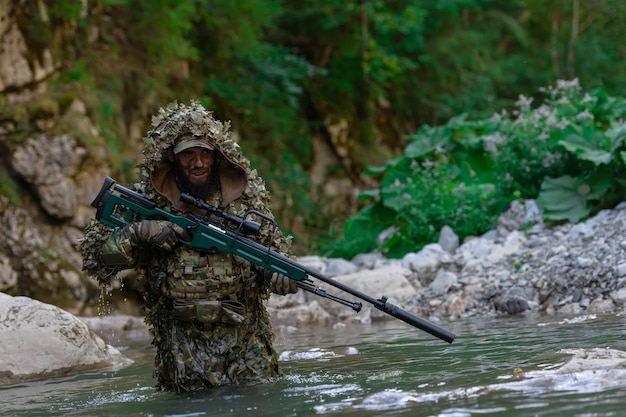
[304,268,456,344]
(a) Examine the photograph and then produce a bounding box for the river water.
[1,312,625,417]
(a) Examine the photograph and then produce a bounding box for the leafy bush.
[327,79,626,259]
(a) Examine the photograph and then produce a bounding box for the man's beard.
[174,163,220,200]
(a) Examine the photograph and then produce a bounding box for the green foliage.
[496,80,626,220]
[48,0,85,19]
[118,0,200,63]
[204,45,317,160]
[327,203,397,259]
[30,0,626,257]
[535,120,626,222]
[59,59,88,82]
[0,173,20,206]
[329,80,626,259]
[535,173,609,223]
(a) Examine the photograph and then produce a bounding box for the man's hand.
[270,272,298,295]
[129,220,186,251]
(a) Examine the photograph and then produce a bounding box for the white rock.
[0,293,131,385]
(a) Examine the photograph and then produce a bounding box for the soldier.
[80,101,297,392]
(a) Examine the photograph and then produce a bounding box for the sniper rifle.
[90,176,455,344]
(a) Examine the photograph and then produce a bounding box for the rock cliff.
[0,0,136,314]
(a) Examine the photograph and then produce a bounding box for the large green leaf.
[536,176,590,222]
[536,165,613,223]
[363,156,403,176]
[586,165,613,200]
[404,124,451,159]
[558,126,613,166]
[608,122,626,152]
[357,188,380,203]
[403,114,469,157]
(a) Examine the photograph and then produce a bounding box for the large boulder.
[0,293,131,385]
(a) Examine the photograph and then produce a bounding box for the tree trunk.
[568,0,579,79]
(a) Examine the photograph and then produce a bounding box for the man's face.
[175,147,215,185]
[173,147,218,199]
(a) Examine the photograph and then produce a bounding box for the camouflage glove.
[270,272,298,295]
[127,220,186,251]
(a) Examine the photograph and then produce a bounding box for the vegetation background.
[3,0,626,258]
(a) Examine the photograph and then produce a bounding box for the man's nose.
[192,155,206,167]
[194,154,214,168]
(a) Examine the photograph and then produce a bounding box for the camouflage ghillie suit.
[80,101,294,392]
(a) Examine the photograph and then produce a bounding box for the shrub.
[327,79,626,259]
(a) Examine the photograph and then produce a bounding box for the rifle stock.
[91,177,455,344]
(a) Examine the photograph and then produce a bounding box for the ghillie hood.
[139,100,249,211]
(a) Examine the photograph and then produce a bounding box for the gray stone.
[429,270,458,296]
[0,293,130,385]
[438,225,459,254]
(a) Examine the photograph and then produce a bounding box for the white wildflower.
[543,153,557,167]
[556,118,571,129]
[556,78,580,90]
[485,141,498,155]
[545,113,558,127]
[534,105,553,119]
[515,94,534,108]
[582,93,594,103]
[576,109,593,121]
[556,96,571,105]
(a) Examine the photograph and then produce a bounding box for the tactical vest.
[165,248,254,327]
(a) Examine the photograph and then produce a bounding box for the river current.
[1,312,625,416]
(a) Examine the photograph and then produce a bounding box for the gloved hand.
[128,220,186,251]
[270,272,298,295]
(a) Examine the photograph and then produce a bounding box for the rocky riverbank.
[3,199,626,384]
[265,199,626,328]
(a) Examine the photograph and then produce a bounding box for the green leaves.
[558,125,613,165]
[535,120,626,222]
[537,176,600,223]
[404,127,448,159]
[45,0,626,258]
[329,203,397,259]
[330,80,626,259]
